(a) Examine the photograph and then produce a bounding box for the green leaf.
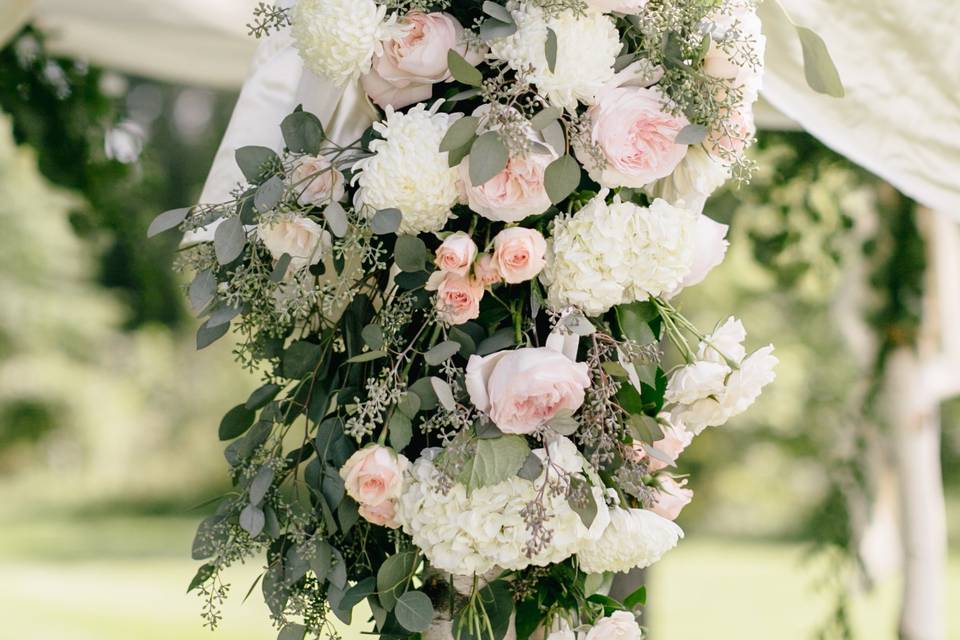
[458,435,531,491]
[395,591,434,633]
[477,328,516,355]
[263,563,290,616]
[191,516,225,560]
[377,551,418,611]
[388,412,413,452]
[371,208,402,235]
[219,405,255,441]
[340,577,377,616]
[277,623,307,640]
[796,26,845,98]
[568,478,598,528]
[431,377,456,411]
[248,465,274,505]
[544,155,581,204]
[469,132,509,186]
[675,123,707,145]
[529,107,562,132]
[283,341,324,379]
[616,302,658,345]
[517,451,544,481]
[246,383,282,410]
[447,137,474,167]
[284,543,311,585]
[547,409,579,436]
[214,217,246,265]
[541,120,566,157]
[425,340,461,366]
[361,324,385,350]
[338,497,360,534]
[270,254,292,282]
[147,207,189,238]
[409,377,439,411]
[235,146,279,184]
[281,110,325,154]
[197,319,230,349]
[482,1,513,23]
[324,201,349,237]
[187,563,215,593]
[206,303,242,328]
[188,270,216,313]
[239,504,265,537]
[454,581,514,640]
[255,175,285,213]
[310,539,334,583]
[395,235,428,272]
[440,116,480,153]
[449,327,476,357]
[479,18,517,40]
[545,27,558,73]
[628,414,664,443]
[447,49,484,87]
[397,392,421,418]
[345,349,387,364]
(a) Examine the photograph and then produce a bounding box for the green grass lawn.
[0,514,956,639]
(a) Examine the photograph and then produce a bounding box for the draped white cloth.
[2,0,958,217]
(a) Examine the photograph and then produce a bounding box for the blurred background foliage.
[0,25,957,640]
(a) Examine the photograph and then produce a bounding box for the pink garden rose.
[650,476,694,521]
[585,612,643,640]
[362,12,481,109]
[465,340,591,434]
[358,501,400,529]
[578,85,689,188]
[460,150,556,222]
[474,253,503,286]
[291,155,345,207]
[645,416,694,472]
[426,271,484,325]
[257,215,331,273]
[340,445,408,514]
[492,227,547,284]
[435,232,478,276]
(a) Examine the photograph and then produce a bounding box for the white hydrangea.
[291,0,399,86]
[353,104,463,234]
[576,507,683,574]
[540,194,698,316]
[489,2,620,109]
[667,318,778,434]
[396,446,609,576]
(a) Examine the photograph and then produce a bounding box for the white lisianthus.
[644,145,731,214]
[697,316,747,365]
[292,0,399,86]
[396,449,609,576]
[489,2,620,109]
[257,214,331,273]
[576,507,683,574]
[664,361,729,405]
[354,103,463,234]
[540,194,698,316]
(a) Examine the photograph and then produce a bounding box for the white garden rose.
[291,155,346,207]
[585,612,643,640]
[489,2,620,109]
[291,0,399,86]
[576,507,683,574]
[354,103,463,234]
[585,0,649,13]
[664,360,729,405]
[257,215,331,273]
[702,2,766,106]
[720,345,778,415]
[644,145,731,215]
[697,316,747,365]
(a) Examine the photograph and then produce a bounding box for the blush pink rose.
[362,12,482,109]
[291,155,345,207]
[340,445,408,510]
[359,501,400,529]
[465,341,591,435]
[474,254,503,287]
[650,476,693,521]
[492,227,547,284]
[435,232,478,276]
[460,150,556,222]
[578,85,689,188]
[644,415,694,472]
[426,271,484,325]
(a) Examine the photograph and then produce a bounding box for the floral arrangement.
[153,1,776,638]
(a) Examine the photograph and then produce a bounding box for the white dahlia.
[396,448,608,576]
[292,0,398,86]
[540,194,699,316]
[353,104,463,234]
[489,2,620,109]
[576,507,683,574]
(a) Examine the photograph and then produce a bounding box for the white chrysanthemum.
[396,448,609,576]
[540,194,698,316]
[644,146,731,214]
[576,507,683,574]
[291,0,397,86]
[354,104,463,234]
[489,2,620,109]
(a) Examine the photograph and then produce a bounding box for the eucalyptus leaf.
[214,216,246,265]
[397,392,421,418]
[284,543,311,585]
[219,405,255,441]
[568,478,598,528]
[338,497,360,534]
[447,49,484,87]
[479,18,518,40]
[147,207,189,238]
[410,377,439,411]
[544,155,581,204]
[339,577,377,617]
[239,504,266,537]
[324,201,349,238]
[191,516,226,560]
[547,410,580,436]
[248,465,274,505]
[395,591,434,633]
[395,235,427,272]
[254,175,285,213]
[517,451,544,481]
[449,327,476,356]
[545,27,558,73]
[197,319,231,350]
[188,270,217,313]
[206,303,242,328]
[377,551,418,611]
[364,209,400,236]
[277,623,307,640]
[281,110,325,154]
[425,340,461,366]
[310,539,333,583]
[283,341,324,379]
[389,412,413,452]
[430,377,456,411]
[476,328,516,355]
[270,254,292,282]
[235,146,279,184]
[796,26,845,98]
[675,123,708,145]
[187,563,216,593]
[541,121,566,157]
[529,107,562,132]
[361,324,385,350]
[263,562,290,616]
[469,132,509,186]
[458,436,531,492]
[482,1,514,23]
[440,116,480,153]
[246,383,282,410]
[345,349,387,364]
